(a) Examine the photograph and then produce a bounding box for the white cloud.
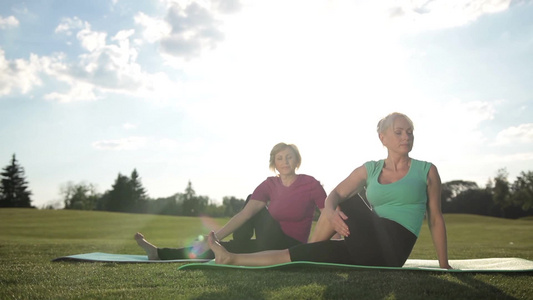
[45,19,176,102]
[211,0,242,14]
[134,12,172,43]
[0,15,19,29]
[36,3,240,102]
[0,49,42,96]
[158,1,225,59]
[55,17,86,36]
[413,98,496,163]
[92,136,148,151]
[448,99,496,129]
[123,123,137,130]
[385,0,512,32]
[158,138,180,149]
[493,123,533,146]
[481,152,533,163]
[77,26,107,52]
[92,136,206,152]
[44,81,99,102]
[424,98,495,129]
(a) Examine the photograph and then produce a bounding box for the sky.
[1,0,532,209]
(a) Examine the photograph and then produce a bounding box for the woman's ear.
[378,132,385,145]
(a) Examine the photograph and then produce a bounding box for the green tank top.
[365,159,431,237]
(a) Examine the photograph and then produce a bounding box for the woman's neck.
[279,173,297,187]
[384,155,411,171]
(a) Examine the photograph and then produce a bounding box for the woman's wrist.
[439,259,451,269]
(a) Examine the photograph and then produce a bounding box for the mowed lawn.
[0,208,532,299]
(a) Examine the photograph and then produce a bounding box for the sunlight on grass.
[269,283,326,299]
[1,208,532,299]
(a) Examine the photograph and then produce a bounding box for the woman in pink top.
[135,142,327,260]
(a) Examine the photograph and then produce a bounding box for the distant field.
[1,208,532,299]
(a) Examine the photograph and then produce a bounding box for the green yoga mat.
[52,252,211,263]
[178,257,533,273]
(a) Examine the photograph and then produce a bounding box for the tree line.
[0,154,246,217]
[1,154,532,219]
[59,170,246,218]
[441,169,533,219]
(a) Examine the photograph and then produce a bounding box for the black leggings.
[158,197,301,260]
[289,194,417,267]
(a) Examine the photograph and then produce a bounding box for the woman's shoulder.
[296,175,326,194]
[411,158,433,168]
[293,174,325,189]
[363,159,384,171]
[411,158,431,164]
[410,158,434,175]
[262,176,279,183]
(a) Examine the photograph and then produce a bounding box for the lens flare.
[199,214,221,233]
[183,215,221,259]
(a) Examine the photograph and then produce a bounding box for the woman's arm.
[192,199,266,254]
[426,164,452,269]
[323,165,367,237]
[214,199,267,240]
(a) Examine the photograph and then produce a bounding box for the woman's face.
[380,116,414,155]
[274,147,298,176]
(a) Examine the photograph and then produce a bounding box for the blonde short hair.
[269,143,302,172]
[377,112,414,134]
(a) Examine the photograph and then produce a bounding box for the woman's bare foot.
[134,232,159,260]
[207,231,232,265]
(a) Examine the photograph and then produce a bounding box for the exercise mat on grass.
[52,252,211,263]
[178,257,533,273]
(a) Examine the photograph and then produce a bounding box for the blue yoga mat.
[52,252,211,263]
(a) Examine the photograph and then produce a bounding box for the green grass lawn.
[1,208,532,299]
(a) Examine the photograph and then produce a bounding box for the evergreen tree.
[0,154,33,208]
[181,180,197,216]
[105,173,131,212]
[492,168,512,218]
[129,169,148,213]
[223,196,245,217]
[511,171,533,211]
[100,169,149,213]
[180,181,208,216]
